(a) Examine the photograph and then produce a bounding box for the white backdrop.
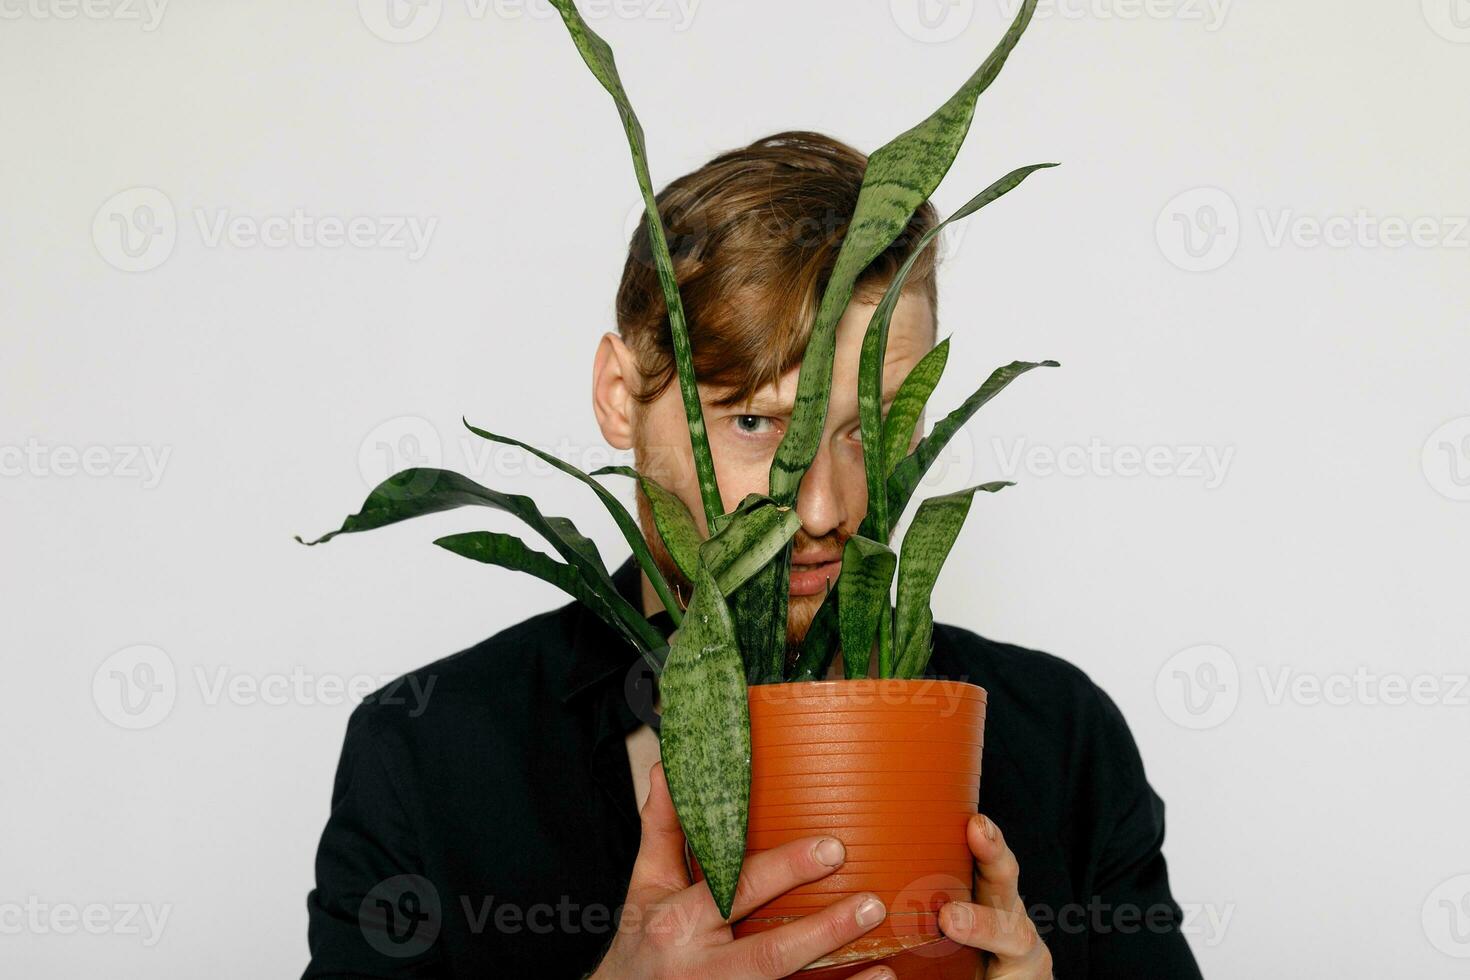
[3,1,1467,976]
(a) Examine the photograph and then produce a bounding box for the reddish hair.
[616,130,941,409]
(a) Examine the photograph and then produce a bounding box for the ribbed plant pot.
[691,678,986,979]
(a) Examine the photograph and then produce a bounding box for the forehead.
[735,290,936,409]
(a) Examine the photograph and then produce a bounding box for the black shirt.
[302,556,1202,978]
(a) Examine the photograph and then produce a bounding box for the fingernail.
[945,902,973,931]
[977,814,996,840]
[814,837,845,867]
[869,971,896,980]
[855,895,886,928]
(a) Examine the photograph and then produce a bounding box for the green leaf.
[731,553,790,686]
[700,499,802,600]
[767,0,1040,507]
[659,561,751,920]
[592,465,703,586]
[891,482,1010,677]
[464,424,681,625]
[886,360,1058,526]
[894,606,935,683]
[548,0,723,528]
[786,585,841,683]
[593,470,799,602]
[837,535,898,680]
[883,337,951,480]
[434,530,664,672]
[744,0,1041,683]
[296,468,656,652]
[858,164,1058,544]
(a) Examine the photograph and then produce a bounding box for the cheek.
[710,451,773,513]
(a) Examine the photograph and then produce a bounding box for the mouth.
[788,554,843,597]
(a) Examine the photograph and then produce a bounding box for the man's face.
[626,288,936,656]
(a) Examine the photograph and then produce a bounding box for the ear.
[592,332,640,451]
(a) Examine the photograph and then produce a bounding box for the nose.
[793,442,852,541]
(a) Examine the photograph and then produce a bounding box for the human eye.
[731,414,779,437]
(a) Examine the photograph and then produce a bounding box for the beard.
[635,487,847,670]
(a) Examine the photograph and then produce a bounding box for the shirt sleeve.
[302,703,447,979]
[1083,685,1204,979]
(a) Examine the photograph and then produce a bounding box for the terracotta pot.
[692,678,987,978]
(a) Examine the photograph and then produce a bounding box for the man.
[303,131,1202,978]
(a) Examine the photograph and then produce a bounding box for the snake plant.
[299,0,1058,921]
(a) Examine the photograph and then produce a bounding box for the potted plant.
[299,1,1057,974]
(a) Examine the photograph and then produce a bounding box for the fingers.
[848,967,897,980]
[967,813,1024,912]
[721,891,888,979]
[939,900,1047,962]
[715,834,849,924]
[628,762,691,897]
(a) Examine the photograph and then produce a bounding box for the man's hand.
[591,762,895,980]
[937,813,1053,978]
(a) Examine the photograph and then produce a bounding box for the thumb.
[629,761,690,896]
